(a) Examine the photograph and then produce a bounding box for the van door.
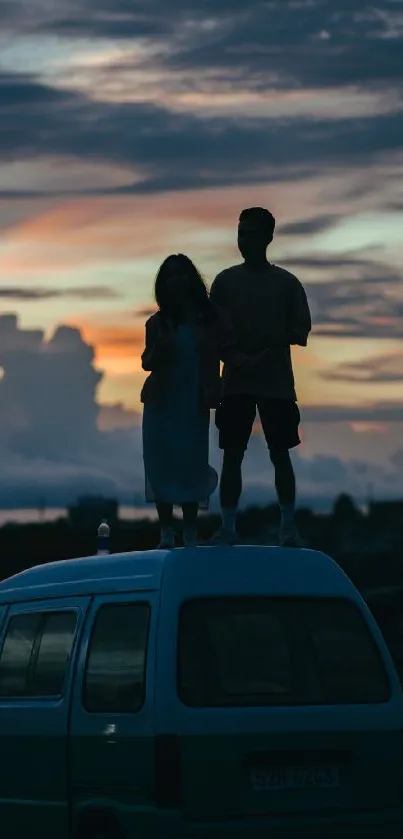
[158,594,403,821]
[69,592,158,839]
[0,596,90,839]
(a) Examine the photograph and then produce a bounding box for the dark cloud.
[0,72,68,107]
[322,353,403,384]
[1,67,403,196]
[0,71,317,192]
[156,0,403,91]
[302,402,403,423]
[0,286,119,300]
[1,0,403,201]
[0,0,172,39]
[311,290,403,339]
[4,0,403,94]
[281,256,377,270]
[293,257,403,339]
[279,215,339,236]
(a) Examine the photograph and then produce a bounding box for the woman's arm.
[141,316,173,371]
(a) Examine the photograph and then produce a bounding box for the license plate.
[250,766,339,791]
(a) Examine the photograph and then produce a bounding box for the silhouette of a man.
[210,207,311,546]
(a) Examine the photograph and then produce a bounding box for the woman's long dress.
[142,323,215,507]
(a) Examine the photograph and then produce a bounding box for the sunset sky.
[1,0,403,507]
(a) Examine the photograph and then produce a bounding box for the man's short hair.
[239,207,275,235]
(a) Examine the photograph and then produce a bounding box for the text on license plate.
[250,766,339,791]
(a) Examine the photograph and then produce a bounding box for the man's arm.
[288,276,311,346]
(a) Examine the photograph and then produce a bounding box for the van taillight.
[154,734,182,808]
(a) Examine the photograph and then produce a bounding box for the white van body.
[0,545,401,839]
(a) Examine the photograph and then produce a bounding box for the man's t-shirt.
[210,262,311,401]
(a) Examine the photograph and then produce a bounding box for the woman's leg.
[156,503,175,548]
[182,502,199,547]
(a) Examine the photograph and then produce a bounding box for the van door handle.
[104,724,117,744]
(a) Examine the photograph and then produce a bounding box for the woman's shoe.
[183,528,198,548]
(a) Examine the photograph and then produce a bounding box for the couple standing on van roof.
[141,207,312,550]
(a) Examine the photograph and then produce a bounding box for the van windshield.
[178,597,390,707]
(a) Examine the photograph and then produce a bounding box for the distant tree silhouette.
[332,493,360,521]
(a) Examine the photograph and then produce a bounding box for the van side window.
[0,614,41,697]
[178,597,390,707]
[84,603,150,713]
[179,598,293,706]
[33,612,78,696]
[0,611,77,699]
[300,599,390,704]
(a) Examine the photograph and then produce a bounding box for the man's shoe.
[209,528,238,546]
[279,522,303,548]
[158,528,175,549]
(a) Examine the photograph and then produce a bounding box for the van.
[0,545,402,839]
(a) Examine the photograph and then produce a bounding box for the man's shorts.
[215,394,301,452]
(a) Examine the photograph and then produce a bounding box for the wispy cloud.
[322,352,403,383]
[0,285,119,300]
[303,258,403,339]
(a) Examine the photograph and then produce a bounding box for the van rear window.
[178,597,390,707]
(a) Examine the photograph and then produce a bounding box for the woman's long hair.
[154,253,213,323]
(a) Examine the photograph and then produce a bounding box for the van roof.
[0,546,359,605]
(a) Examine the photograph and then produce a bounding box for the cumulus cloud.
[0,315,403,509]
[0,315,101,456]
[1,311,402,508]
[0,316,112,503]
[0,313,145,507]
[213,423,403,508]
[98,402,141,431]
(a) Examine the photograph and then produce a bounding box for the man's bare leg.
[269,449,302,547]
[182,502,199,547]
[211,448,244,544]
